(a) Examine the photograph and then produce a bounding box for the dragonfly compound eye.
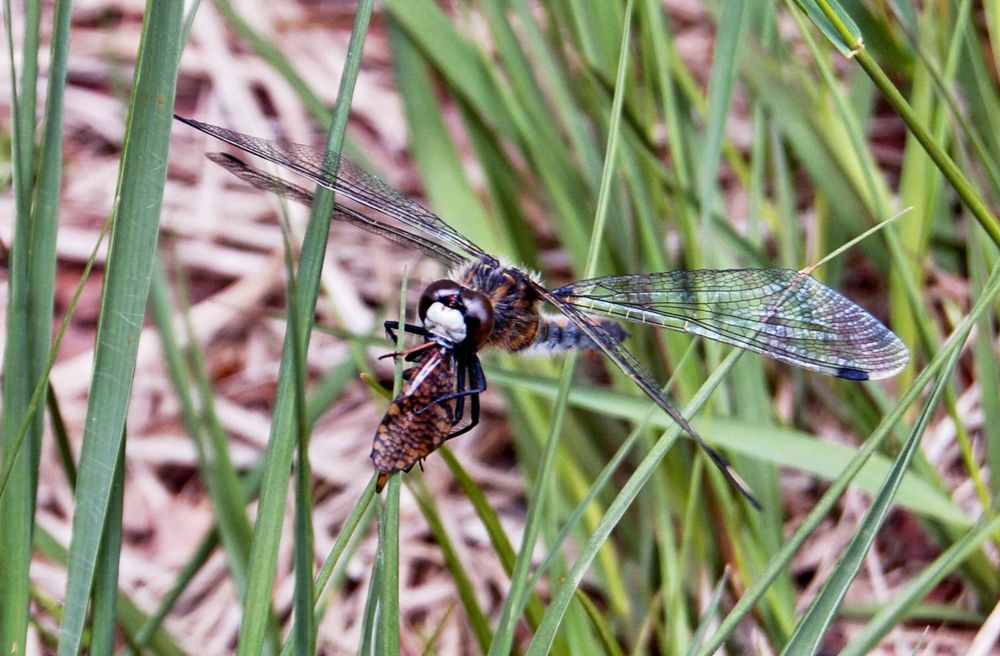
[418,280,464,321]
[460,289,495,349]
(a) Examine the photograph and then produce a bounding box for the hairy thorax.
[453,259,542,352]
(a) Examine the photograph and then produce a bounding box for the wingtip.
[859,342,911,381]
[724,464,763,511]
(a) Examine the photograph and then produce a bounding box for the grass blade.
[694,261,1000,655]
[57,2,184,651]
[840,510,1000,656]
[780,314,967,653]
[233,3,374,653]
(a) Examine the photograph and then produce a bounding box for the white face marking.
[424,302,467,343]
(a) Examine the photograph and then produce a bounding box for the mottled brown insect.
[178,116,910,506]
[372,343,457,492]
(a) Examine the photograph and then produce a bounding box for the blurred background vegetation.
[1,0,998,653]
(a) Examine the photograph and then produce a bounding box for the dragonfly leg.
[416,353,486,417]
[447,356,486,440]
[383,320,429,342]
[451,360,466,425]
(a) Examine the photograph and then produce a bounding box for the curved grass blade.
[779,318,966,653]
[840,509,1000,656]
[692,261,1000,656]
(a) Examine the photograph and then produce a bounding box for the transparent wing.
[552,269,909,381]
[206,153,468,266]
[177,115,491,265]
[533,282,761,508]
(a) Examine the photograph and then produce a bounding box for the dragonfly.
[175,115,909,503]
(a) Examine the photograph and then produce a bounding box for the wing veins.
[532,281,761,508]
[177,116,487,263]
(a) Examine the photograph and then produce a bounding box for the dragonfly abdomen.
[530,314,628,352]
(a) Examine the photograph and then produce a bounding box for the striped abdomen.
[530,314,628,352]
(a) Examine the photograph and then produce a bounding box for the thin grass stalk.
[148,261,256,597]
[489,4,634,652]
[695,0,748,250]
[524,345,699,600]
[525,345,743,655]
[439,446,546,629]
[805,1,1000,246]
[969,229,1000,504]
[33,527,186,656]
[409,478,493,652]
[840,508,1000,656]
[1,0,45,651]
[281,221,316,655]
[233,3,374,652]
[0,216,111,502]
[375,475,401,653]
[293,479,377,652]
[89,446,126,656]
[372,270,409,653]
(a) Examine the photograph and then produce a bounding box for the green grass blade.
[1,0,67,650]
[147,257,264,630]
[800,0,1000,246]
[357,553,382,655]
[970,233,1000,497]
[34,527,185,656]
[694,261,1000,656]
[56,1,184,651]
[525,346,743,655]
[89,447,125,656]
[376,476,401,654]
[792,0,863,56]
[780,319,967,653]
[389,18,501,253]
[438,447,546,629]
[840,510,1000,656]
[696,0,748,242]
[684,570,732,656]
[384,0,513,139]
[281,221,316,655]
[410,478,493,652]
[233,3,374,653]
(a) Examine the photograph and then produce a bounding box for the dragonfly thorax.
[418,280,495,350]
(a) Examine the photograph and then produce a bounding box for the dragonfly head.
[419,280,494,349]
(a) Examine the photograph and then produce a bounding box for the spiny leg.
[452,357,467,425]
[383,320,429,342]
[447,355,485,440]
